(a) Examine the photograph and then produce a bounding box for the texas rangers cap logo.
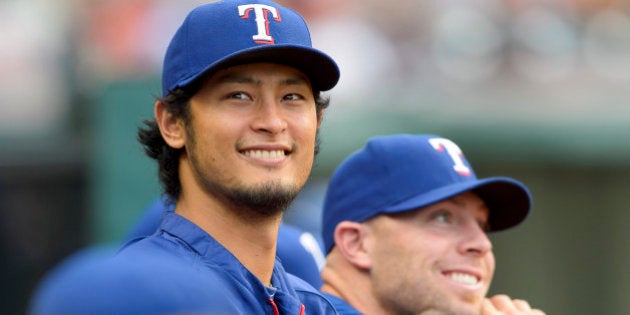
[429,137,472,176]
[238,4,281,44]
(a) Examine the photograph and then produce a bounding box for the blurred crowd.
[3,0,630,138]
[2,0,630,314]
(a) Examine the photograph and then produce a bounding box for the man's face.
[183,62,319,215]
[365,191,495,315]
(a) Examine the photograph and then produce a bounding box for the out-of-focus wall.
[2,0,629,314]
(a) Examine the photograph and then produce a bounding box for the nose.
[252,98,287,135]
[458,221,493,257]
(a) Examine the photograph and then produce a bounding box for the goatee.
[227,181,299,216]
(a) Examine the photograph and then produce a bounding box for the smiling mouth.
[242,149,288,159]
[444,272,480,286]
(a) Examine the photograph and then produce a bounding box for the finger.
[481,298,499,315]
[489,294,518,312]
[512,299,532,312]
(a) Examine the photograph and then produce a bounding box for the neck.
[176,161,282,286]
[176,195,282,286]
[321,252,388,314]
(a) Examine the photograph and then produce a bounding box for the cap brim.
[180,44,340,93]
[384,177,532,232]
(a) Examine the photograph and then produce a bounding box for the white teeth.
[244,150,285,159]
[448,272,478,285]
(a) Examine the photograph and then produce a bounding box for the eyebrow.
[451,195,486,207]
[449,196,490,216]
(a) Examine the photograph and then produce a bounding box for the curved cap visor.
[173,44,340,94]
[384,176,532,232]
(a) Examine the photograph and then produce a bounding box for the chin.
[451,300,483,315]
[228,180,300,216]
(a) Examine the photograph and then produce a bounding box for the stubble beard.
[188,151,301,217]
[186,133,302,217]
[378,289,475,315]
[372,259,481,315]
[183,117,319,218]
[223,180,300,216]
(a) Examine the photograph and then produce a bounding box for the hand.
[482,295,546,315]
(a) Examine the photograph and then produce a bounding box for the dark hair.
[138,88,330,203]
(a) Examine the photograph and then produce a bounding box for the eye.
[228,92,250,100]
[283,93,304,101]
[478,219,491,233]
[432,211,454,224]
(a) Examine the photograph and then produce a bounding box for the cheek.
[194,113,240,145]
[297,116,318,141]
[373,233,423,266]
[486,253,496,279]
[291,114,319,155]
[401,234,455,269]
[290,106,318,129]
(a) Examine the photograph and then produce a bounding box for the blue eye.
[434,211,452,223]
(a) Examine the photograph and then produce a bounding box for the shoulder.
[320,292,363,315]
[118,233,190,259]
[286,273,339,314]
[29,246,238,314]
[277,223,325,288]
[118,213,204,260]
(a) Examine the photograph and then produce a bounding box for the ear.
[315,108,324,128]
[154,100,186,149]
[333,221,372,270]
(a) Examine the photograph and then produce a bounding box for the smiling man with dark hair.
[110,0,340,313]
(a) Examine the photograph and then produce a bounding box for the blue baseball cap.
[277,224,325,288]
[322,134,532,253]
[29,248,237,314]
[162,0,340,97]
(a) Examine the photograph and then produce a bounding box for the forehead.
[385,191,490,221]
[449,191,489,215]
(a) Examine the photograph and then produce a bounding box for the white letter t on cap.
[429,138,472,176]
[238,4,281,44]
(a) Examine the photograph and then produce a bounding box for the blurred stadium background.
[2,0,630,313]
